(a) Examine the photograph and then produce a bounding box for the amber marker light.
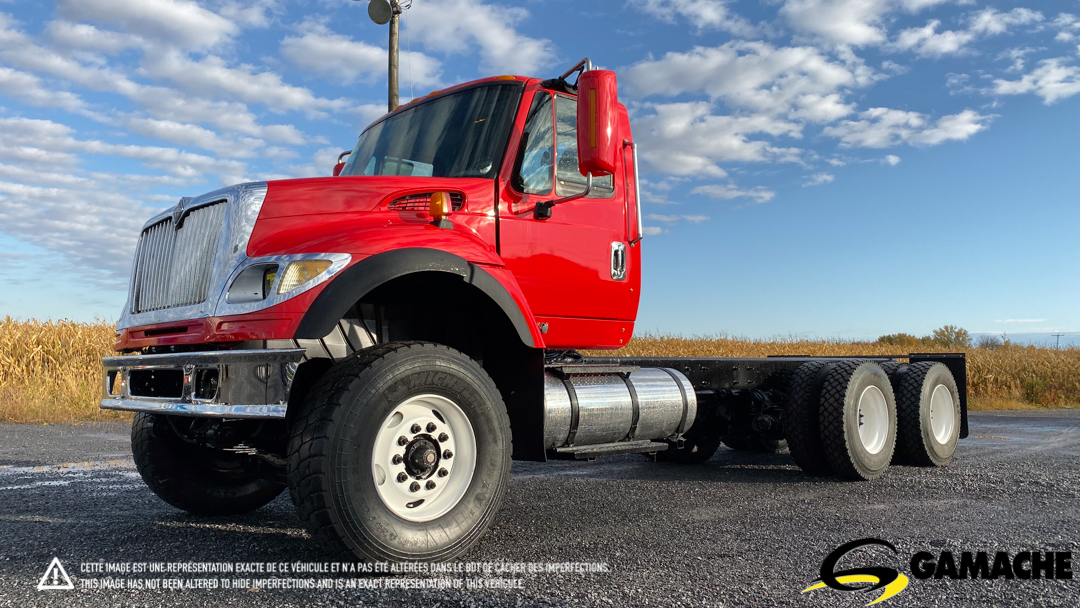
[430,191,452,221]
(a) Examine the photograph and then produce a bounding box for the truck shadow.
[510,447,818,484]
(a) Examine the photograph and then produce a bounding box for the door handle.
[610,241,626,280]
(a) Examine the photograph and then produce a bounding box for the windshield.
[341,83,522,179]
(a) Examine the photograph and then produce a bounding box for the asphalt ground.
[0,410,1077,607]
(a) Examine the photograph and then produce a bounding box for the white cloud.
[645,213,710,223]
[995,318,1046,323]
[0,179,150,277]
[642,226,666,236]
[691,183,776,204]
[407,0,554,75]
[890,20,975,57]
[823,107,991,147]
[56,0,237,50]
[883,154,901,165]
[629,0,757,37]
[780,0,954,47]
[993,58,1080,104]
[625,42,875,120]
[1052,13,1080,43]
[0,117,247,182]
[141,50,349,114]
[0,67,86,112]
[803,172,834,186]
[888,9,1043,58]
[632,101,803,177]
[45,20,144,52]
[968,7,1042,36]
[281,22,442,88]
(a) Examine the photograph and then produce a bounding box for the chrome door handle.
[611,242,626,280]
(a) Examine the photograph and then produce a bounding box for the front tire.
[131,413,285,515]
[288,342,511,562]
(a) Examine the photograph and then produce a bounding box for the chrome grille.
[133,201,227,313]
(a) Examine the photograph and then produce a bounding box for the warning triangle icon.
[37,557,74,590]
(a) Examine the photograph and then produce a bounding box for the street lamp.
[355,0,408,112]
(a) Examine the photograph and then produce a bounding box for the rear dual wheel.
[893,362,961,466]
[786,360,898,480]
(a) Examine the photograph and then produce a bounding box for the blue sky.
[0,0,1077,344]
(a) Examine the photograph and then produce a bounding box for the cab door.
[497,88,640,349]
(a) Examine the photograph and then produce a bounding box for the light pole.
[357,0,406,112]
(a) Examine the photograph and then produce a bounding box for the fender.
[295,247,539,348]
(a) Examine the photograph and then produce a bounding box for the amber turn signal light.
[430,191,452,221]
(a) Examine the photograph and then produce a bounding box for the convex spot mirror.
[576,70,618,178]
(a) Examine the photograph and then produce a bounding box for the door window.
[515,92,554,194]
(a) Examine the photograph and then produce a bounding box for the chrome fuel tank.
[543,368,696,449]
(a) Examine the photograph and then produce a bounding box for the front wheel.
[288,342,511,562]
[131,413,285,515]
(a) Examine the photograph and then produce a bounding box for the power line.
[1052,333,1064,349]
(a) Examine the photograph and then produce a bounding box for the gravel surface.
[0,411,1077,607]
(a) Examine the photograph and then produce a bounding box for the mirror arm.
[534,173,592,220]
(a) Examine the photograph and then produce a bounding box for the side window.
[555,95,614,198]
[515,92,554,194]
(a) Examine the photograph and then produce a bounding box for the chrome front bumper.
[101,349,305,419]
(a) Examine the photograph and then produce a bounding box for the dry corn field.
[1,319,1077,424]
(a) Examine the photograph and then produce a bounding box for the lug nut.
[438,468,448,478]
[426,480,436,490]
[438,432,449,443]
[409,482,420,493]
[411,423,421,434]
[392,454,403,465]
[426,422,437,432]
[397,436,408,446]
[397,472,408,483]
[443,449,453,459]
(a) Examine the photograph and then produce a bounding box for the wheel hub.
[371,394,477,523]
[403,437,440,478]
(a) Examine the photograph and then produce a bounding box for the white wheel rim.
[371,394,476,523]
[857,385,889,455]
[929,384,956,444]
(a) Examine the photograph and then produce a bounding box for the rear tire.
[287,342,511,562]
[783,361,832,476]
[818,361,897,481]
[131,413,285,515]
[893,362,960,467]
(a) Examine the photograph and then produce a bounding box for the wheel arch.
[294,247,539,348]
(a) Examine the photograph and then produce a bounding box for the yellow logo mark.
[802,573,910,605]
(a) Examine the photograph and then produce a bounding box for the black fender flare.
[294,247,535,347]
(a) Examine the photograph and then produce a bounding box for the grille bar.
[133,201,227,313]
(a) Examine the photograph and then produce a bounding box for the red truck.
[102,59,967,563]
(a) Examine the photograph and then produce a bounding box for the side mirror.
[333,150,351,177]
[576,70,618,177]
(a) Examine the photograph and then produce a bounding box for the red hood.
[259,175,494,220]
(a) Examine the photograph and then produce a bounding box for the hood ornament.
[172,197,193,229]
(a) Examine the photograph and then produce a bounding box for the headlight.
[277,260,332,294]
[226,264,279,304]
[216,253,350,315]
